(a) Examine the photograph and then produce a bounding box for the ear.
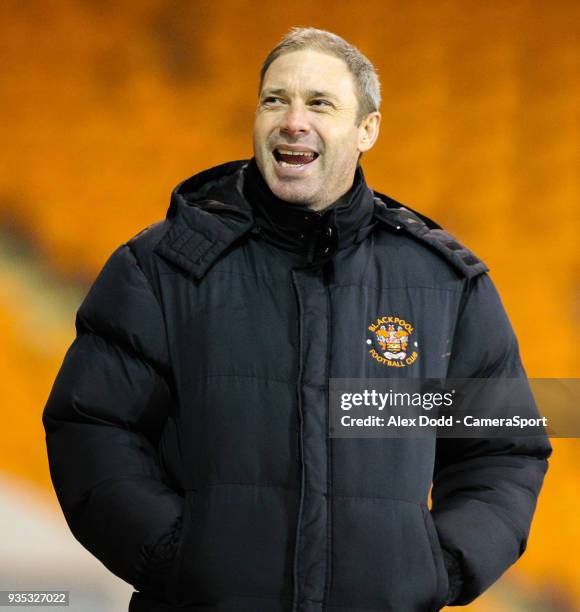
[357,112,381,153]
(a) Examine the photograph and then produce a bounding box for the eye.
[262,96,285,106]
[310,99,333,108]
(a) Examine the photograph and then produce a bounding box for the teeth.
[277,149,316,157]
[279,160,308,167]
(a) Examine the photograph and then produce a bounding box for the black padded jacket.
[43,160,551,611]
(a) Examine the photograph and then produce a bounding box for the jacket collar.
[243,157,376,264]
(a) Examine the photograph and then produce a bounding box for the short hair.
[259,27,381,125]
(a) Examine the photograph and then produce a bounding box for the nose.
[280,104,310,137]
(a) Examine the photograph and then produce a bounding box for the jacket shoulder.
[76,236,170,372]
[124,219,174,290]
[126,219,170,265]
[372,191,489,280]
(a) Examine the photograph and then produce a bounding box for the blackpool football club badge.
[366,315,418,367]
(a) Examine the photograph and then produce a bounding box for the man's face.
[253,49,380,210]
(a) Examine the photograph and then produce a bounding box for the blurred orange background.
[1,1,578,610]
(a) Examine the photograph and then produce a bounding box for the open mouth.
[273,148,319,168]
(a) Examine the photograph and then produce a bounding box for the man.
[43,28,551,611]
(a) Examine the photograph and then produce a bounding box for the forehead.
[261,49,357,101]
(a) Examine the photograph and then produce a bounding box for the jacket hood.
[154,161,256,280]
[166,159,252,221]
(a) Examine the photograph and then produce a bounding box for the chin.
[270,182,315,205]
[257,157,318,205]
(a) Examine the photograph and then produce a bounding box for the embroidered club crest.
[366,315,418,368]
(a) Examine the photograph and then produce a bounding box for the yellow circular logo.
[367,315,418,368]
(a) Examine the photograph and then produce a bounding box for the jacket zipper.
[291,269,306,611]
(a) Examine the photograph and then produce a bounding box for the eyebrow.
[261,88,339,101]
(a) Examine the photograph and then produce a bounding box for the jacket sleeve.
[432,273,552,606]
[42,242,184,591]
